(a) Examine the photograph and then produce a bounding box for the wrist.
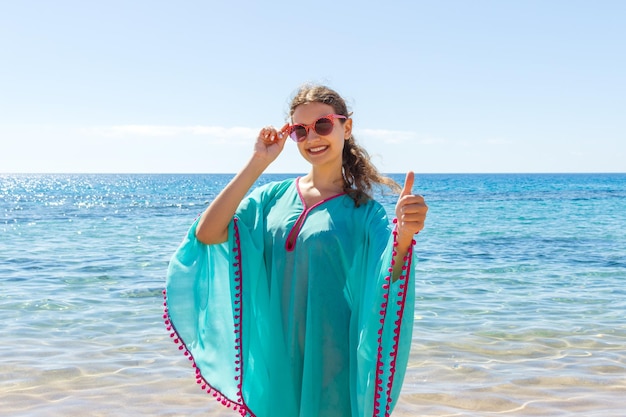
[394,221,417,250]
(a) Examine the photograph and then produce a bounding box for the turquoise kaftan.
[165,178,416,417]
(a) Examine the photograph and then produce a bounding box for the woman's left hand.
[395,171,428,244]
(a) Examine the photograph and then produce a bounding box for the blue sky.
[1,0,624,173]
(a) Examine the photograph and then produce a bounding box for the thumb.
[278,123,291,142]
[400,171,415,198]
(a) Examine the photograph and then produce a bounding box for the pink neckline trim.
[284,177,345,252]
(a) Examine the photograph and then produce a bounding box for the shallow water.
[1,173,625,416]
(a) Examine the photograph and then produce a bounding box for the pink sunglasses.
[287,114,347,142]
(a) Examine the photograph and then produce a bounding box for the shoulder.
[339,197,390,234]
[237,178,296,217]
[253,177,295,198]
[352,196,388,219]
[243,177,296,205]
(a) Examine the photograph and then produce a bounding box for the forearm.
[195,156,269,245]
[392,232,414,282]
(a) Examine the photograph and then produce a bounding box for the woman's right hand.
[253,123,290,164]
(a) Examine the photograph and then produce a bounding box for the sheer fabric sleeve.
[348,203,417,417]
[164,183,278,416]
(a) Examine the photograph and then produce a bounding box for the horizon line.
[2,171,625,176]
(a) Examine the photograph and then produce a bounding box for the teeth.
[309,146,327,152]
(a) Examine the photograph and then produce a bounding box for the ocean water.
[1,173,625,417]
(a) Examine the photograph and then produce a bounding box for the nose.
[303,127,320,142]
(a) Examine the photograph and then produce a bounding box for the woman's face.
[291,102,352,170]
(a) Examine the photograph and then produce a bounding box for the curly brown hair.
[288,84,400,207]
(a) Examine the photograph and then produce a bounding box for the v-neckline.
[284,178,345,252]
[295,177,345,208]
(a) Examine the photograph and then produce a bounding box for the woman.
[164,84,428,417]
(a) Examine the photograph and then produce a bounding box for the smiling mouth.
[308,146,328,154]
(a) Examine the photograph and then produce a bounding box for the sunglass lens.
[290,125,307,142]
[314,118,334,136]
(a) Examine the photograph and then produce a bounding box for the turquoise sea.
[1,173,625,416]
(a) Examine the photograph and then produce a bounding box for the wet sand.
[2,329,624,416]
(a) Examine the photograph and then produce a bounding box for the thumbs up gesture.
[395,171,428,244]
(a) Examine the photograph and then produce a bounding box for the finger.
[401,211,427,222]
[401,194,425,204]
[277,123,290,141]
[400,171,415,198]
[261,127,278,143]
[401,203,427,215]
